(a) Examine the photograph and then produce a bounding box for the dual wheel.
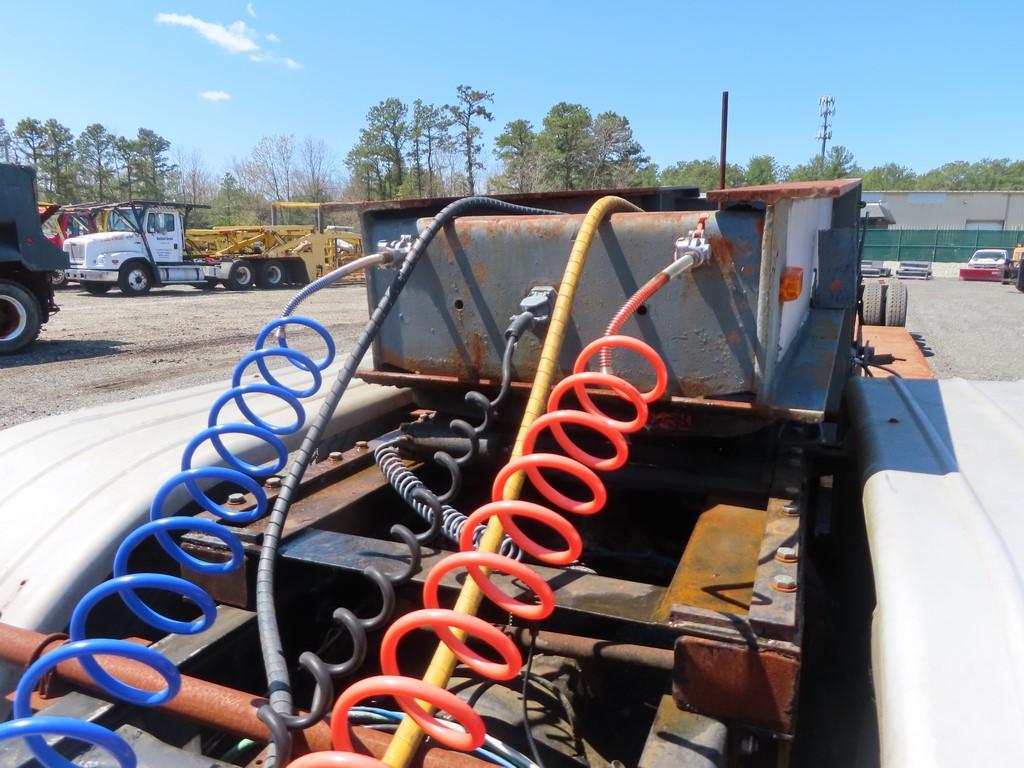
[225,259,287,290]
[862,280,908,327]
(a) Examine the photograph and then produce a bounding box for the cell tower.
[817,96,836,160]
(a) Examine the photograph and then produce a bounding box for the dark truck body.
[0,163,68,353]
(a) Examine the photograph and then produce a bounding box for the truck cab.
[64,201,211,295]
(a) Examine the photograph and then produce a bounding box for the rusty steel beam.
[0,622,490,767]
[673,631,800,735]
[507,627,674,671]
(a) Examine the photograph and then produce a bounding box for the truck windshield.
[108,209,138,231]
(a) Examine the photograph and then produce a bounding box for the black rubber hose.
[255,196,557,767]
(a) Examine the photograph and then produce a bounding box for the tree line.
[8,89,1024,230]
[0,117,173,203]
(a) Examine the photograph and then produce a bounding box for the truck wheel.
[49,270,68,289]
[0,279,42,354]
[118,263,153,296]
[1017,266,1024,293]
[256,260,286,289]
[884,280,908,327]
[226,260,255,291]
[862,281,886,326]
[83,283,113,295]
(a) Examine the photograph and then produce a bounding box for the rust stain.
[830,278,843,295]
[708,235,736,290]
[658,502,767,619]
[677,376,717,398]
[466,332,486,378]
[472,259,488,285]
[755,215,765,239]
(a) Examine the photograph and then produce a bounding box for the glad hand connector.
[664,215,712,280]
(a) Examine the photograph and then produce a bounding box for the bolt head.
[775,546,798,563]
[782,502,800,516]
[265,476,282,488]
[328,451,343,461]
[771,574,798,593]
[227,492,246,505]
[355,440,369,450]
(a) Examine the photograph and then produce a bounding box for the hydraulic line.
[380,195,643,768]
[299,330,666,768]
[256,198,558,767]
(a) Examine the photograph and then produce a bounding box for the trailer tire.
[862,280,886,326]
[884,280,908,327]
[256,260,286,289]
[225,260,255,291]
[83,283,113,295]
[0,279,42,354]
[118,262,153,296]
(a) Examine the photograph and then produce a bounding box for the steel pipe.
[0,621,489,767]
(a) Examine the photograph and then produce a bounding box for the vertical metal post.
[719,91,729,191]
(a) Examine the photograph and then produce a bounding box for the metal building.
[863,190,1024,230]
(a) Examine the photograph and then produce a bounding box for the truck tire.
[118,262,153,296]
[884,280,908,327]
[256,260,286,289]
[226,260,255,291]
[83,283,113,295]
[862,281,886,326]
[1017,265,1024,293]
[0,279,42,354]
[49,270,68,289]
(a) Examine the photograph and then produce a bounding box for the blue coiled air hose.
[0,314,336,768]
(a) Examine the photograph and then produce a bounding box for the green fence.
[863,229,1024,262]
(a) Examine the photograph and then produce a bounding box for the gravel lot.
[0,284,371,430]
[1,276,1022,431]
[904,277,1024,380]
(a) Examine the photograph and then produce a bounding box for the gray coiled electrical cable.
[256,197,557,767]
[373,442,521,558]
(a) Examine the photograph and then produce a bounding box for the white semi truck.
[63,200,360,296]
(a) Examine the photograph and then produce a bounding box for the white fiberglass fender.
[0,368,411,702]
[849,377,1024,768]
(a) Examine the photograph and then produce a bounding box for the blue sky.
[2,0,1022,178]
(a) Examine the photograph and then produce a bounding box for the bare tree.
[294,137,336,201]
[172,147,215,205]
[238,134,296,201]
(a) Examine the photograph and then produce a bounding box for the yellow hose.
[381,196,643,768]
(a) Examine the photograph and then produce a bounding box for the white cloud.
[199,90,232,101]
[155,13,258,54]
[246,2,256,18]
[156,12,300,70]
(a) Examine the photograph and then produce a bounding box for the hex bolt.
[227,493,246,505]
[265,476,282,489]
[771,574,798,593]
[782,502,800,517]
[328,451,343,461]
[355,440,369,450]
[738,735,759,755]
[775,546,798,564]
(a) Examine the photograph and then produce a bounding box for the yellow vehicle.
[187,203,364,289]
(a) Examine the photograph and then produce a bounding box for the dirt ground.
[2,276,1022,431]
[0,283,371,430]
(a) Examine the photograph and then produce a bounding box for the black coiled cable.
[256,197,557,766]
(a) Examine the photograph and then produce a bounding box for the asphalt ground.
[902,277,1024,380]
[1,277,1022,431]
